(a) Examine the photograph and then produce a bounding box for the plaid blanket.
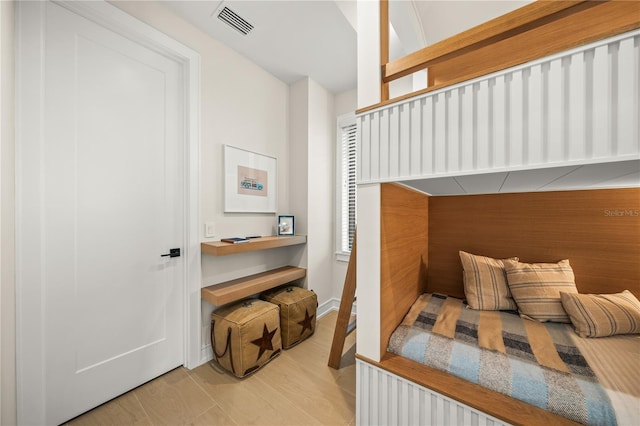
[388,293,617,426]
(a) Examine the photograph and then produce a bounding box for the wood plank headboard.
[428,188,640,299]
[380,185,640,356]
[380,183,429,356]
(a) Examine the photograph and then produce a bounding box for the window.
[336,113,357,261]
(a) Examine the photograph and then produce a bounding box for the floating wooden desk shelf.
[201,266,307,306]
[201,235,306,256]
[200,235,307,306]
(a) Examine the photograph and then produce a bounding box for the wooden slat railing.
[382,1,596,83]
[362,0,640,114]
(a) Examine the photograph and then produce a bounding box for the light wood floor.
[66,310,356,425]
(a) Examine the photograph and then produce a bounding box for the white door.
[17,2,185,424]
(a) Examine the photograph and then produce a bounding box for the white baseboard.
[199,346,212,368]
[317,297,357,318]
[317,297,339,318]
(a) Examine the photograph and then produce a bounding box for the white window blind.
[339,119,357,254]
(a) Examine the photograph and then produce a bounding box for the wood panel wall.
[379,186,640,355]
[428,188,640,299]
[380,183,429,356]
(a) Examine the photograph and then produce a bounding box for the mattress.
[388,293,640,426]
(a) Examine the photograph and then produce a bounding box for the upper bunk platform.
[400,159,639,196]
[356,29,640,193]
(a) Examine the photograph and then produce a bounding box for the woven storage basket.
[261,286,317,348]
[210,299,281,377]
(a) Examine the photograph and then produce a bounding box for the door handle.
[161,248,181,258]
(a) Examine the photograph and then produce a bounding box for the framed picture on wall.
[277,215,295,236]
[224,145,277,213]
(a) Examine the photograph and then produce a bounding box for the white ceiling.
[161,1,534,95]
[400,160,640,196]
[163,0,357,94]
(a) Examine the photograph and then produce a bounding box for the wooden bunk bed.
[354,1,640,425]
[360,184,639,425]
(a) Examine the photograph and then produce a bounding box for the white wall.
[332,89,357,301]
[290,78,309,245]
[356,0,382,361]
[112,1,303,363]
[114,2,354,362]
[113,1,291,240]
[290,78,349,309]
[1,1,16,424]
[357,0,381,109]
[2,1,355,417]
[289,83,357,314]
[307,78,335,306]
[335,89,357,118]
[418,1,531,47]
[355,184,381,361]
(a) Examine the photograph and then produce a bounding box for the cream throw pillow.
[504,259,577,323]
[560,290,640,337]
[459,251,518,311]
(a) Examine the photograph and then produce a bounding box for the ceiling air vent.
[217,6,254,35]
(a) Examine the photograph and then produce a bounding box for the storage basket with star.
[210,299,282,378]
[261,286,317,349]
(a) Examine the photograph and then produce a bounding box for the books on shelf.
[221,237,250,244]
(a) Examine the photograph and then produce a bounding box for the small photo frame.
[277,215,295,236]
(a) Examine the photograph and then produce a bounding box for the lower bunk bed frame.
[356,354,574,426]
[354,183,639,426]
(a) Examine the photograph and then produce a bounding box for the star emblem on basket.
[251,324,277,361]
[297,309,314,336]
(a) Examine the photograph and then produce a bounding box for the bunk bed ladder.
[328,233,357,369]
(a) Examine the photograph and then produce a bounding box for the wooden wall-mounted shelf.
[201,235,306,256]
[201,266,306,306]
[201,235,308,306]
